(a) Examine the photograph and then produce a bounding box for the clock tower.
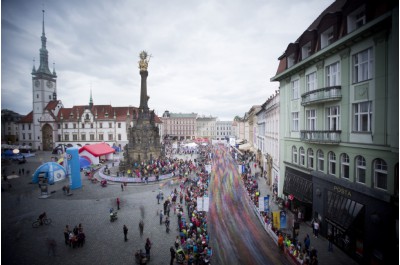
[31,10,57,150]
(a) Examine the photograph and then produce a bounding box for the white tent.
[184,142,198,148]
[238,143,251,151]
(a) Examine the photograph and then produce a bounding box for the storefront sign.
[333,185,352,197]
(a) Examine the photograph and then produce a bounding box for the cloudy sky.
[2,0,333,120]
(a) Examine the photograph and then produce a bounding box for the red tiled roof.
[18,111,33,123]
[45,100,60,111]
[78,143,115,157]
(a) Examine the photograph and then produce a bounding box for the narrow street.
[209,145,290,265]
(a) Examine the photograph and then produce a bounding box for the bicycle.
[32,218,52,228]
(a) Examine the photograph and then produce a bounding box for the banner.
[196,197,210,212]
[280,210,287,229]
[258,195,270,213]
[273,211,280,229]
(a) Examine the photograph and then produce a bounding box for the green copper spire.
[36,10,53,76]
[89,88,93,108]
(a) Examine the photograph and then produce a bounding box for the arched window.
[340,153,350,180]
[307,148,314,169]
[292,146,298,164]
[374,159,387,190]
[317,149,324,172]
[299,147,305,166]
[328,151,336,175]
[356,156,366,184]
[86,114,90,120]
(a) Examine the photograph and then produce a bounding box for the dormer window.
[321,27,334,49]
[85,114,90,120]
[287,54,295,68]
[302,42,312,59]
[347,6,366,33]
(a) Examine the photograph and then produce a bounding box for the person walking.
[123,225,128,241]
[313,220,320,238]
[63,225,71,245]
[46,238,57,256]
[165,216,170,233]
[159,210,163,225]
[145,238,152,260]
[327,231,334,252]
[304,234,311,253]
[139,220,144,237]
[121,183,124,191]
[170,246,176,265]
[117,197,120,210]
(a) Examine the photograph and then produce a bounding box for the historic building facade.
[271,0,398,264]
[17,12,161,152]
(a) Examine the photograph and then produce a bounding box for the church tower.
[31,10,57,150]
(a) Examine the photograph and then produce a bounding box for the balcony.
[300,130,341,144]
[301,86,341,106]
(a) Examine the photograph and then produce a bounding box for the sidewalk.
[249,162,358,265]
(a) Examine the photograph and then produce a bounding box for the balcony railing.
[300,130,341,144]
[301,86,342,106]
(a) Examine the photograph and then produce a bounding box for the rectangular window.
[357,157,366,184]
[58,134,61,142]
[329,153,336,175]
[308,150,314,169]
[321,27,334,48]
[90,134,95,141]
[353,48,373,83]
[326,106,340,130]
[341,155,350,179]
[287,54,295,68]
[28,133,32,140]
[99,134,104,141]
[22,133,26,140]
[326,62,340,86]
[118,134,121,140]
[306,109,317,130]
[28,124,31,130]
[99,123,103,128]
[64,124,68,129]
[73,123,77,129]
[292,80,299,99]
[302,42,312,59]
[81,123,84,128]
[353,101,372,132]
[64,134,69,141]
[73,134,78,141]
[347,6,366,32]
[81,134,86,141]
[90,123,94,129]
[22,124,25,130]
[118,123,121,128]
[318,151,324,172]
[292,112,299,131]
[108,134,113,141]
[306,72,317,92]
[109,123,112,128]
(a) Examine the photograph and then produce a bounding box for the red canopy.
[78,143,115,157]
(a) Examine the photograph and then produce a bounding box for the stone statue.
[138,51,151,71]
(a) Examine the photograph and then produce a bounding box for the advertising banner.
[273,211,280,229]
[280,210,287,229]
[258,195,270,213]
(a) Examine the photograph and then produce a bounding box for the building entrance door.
[42,124,53,151]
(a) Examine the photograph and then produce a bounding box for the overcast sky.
[2,0,334,120]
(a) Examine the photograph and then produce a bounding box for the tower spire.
[36,9,52,76]
[89,87,93,108]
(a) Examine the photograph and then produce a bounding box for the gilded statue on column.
[138,50,151,71]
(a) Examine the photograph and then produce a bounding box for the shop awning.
[325,190,364,232]
[283,167,313,204]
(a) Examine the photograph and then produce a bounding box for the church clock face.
[47,81,53,88]
[35,80,40,87]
